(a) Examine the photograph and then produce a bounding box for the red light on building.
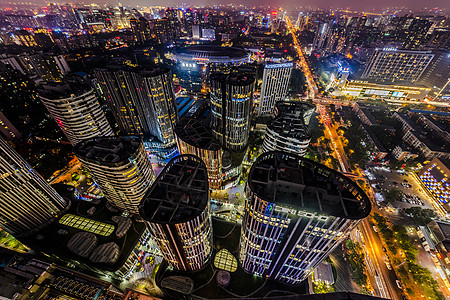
[271,11,278,15]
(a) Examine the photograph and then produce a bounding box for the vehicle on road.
[396,280,403,289]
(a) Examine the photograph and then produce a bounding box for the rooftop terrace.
[74,136,142,166]
[139,155,209,224]
[248,152,371,220]
[175,118,221,151]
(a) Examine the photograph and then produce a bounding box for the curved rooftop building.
[38,83,114,146]
[274,101,315,126]
[210,73,255,151]
[262,114,311,156]
[175,118,222,189]
[173,45,250,92]
[173,45,249,64]
[239,152,371,284]
[139,155,212,271]
[74,136,155,214]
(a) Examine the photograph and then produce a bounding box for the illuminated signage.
[265,62,294,69]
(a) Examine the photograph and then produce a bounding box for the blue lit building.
[418,157,450,206]
[239,152,371,284]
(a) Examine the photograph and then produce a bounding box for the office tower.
[258,62,293,116]
[239,152,371,284]
[192,24,201,39]
[130,17,151,44]
[313,22,329,51]
[210,73,255,151]
[0,136,68,236]
[38,83,114,146]
[151,18,178,44]
[13,30,37,47]
[19,53,70,82]
[139,154,213,271]
[74,136,155,214]
[95,67,178,146]
[403,19,433,49]
[262,103,312,156]
[175,118,222,189]
[361,49,434,83]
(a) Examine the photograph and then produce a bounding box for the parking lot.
[366,167,435,210]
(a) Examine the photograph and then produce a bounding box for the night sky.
[7,0,449,11]
[120,0,448,11]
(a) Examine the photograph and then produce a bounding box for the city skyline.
[0,1,449,299]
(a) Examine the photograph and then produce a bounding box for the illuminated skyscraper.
[74,136,155,214]
[262,114,311,156]
[95,67,178,145]
[38,83,114,146]
[139,155,213,271]
[258,62,293,116]
[361,49,434,83]
[263,101,314,156]
[0,136,68,236]
[239,152,370,284]
[175,118,222,189]
[210,73,255,151]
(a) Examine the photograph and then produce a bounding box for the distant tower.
[258,62,293,116]
[95,67,178,146]
[139,154,213,271]
[74,136,155,214]
[210,73,255,151]
[175,118,222,189]
[0,136,68,236]
[239,152,371,284]
[313,22,329,51]
[38,83,114,146]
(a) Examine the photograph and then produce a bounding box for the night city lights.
[0,0,449,300]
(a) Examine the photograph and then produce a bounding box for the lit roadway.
[285,16,319,99]
[319,105,402,300]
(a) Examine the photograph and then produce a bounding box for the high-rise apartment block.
[239,152,370,284]
[38,83,114,146]
[139,154,213,271]
[258,62,293,116]
[210,73,255,151]
[361,48,434,83]
[0,137,68,236]
[74,136,155,214]
[95,67,178,146]
[175,118,222,190]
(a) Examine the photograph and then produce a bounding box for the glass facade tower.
[38,83,114,146]
[139,155,213,271]
[0,137,68,236]
[210,73,255,152]
[175,118,222,189]
[74,136,155,214]
[239,151,371,284]
[95,67,178,146]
